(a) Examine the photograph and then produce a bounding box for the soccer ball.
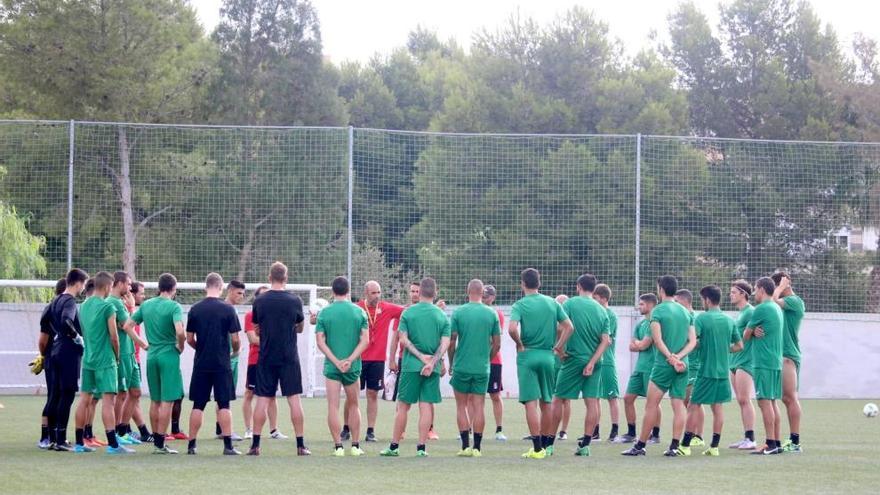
[864,403,879,418]
[310,297,330,314]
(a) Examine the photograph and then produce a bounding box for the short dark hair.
[639,293,658,305]
[656,275,678,297]
[253,285,268,301]
[93,271,113,292]
[84,278,95,296]
[699,285,722,305]
[675,288,693,303]
[770,271,789,286]
[227,279,246,291]
[112,271,130,287]
[130,281,144,294]
[419,277,437,299]
[54,278,67,295]
[577,273,597,293]
[521,268,540,289]
[269,262,288,283]
[593,283,611,301]
[331,276,350,296]
[731,279,753,297]
[65,268,88,286]
[158,273,177,293]
[755,277,776,295]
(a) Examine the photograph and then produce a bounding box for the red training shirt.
[356,300,405,362]
[491,308,504,365]
[244,311,259,366]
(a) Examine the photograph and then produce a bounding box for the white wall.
[2,303,879,399]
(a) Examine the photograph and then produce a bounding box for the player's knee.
[217,400,230,410]
[192,400,208,411]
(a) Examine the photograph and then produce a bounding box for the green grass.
[0,396,878,494]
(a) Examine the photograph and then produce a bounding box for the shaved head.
[364,280,382,307]
[467,279,484,295]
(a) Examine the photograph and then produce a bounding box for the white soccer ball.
[310,297,330,314]
[864,403,879,418]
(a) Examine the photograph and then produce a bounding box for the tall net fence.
[0,121,878,314]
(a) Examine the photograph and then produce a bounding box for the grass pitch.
[0,396,877,494]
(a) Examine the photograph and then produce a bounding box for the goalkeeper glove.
[29,354,44,375]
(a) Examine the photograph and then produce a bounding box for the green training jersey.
[632,318,656,374]
[781,294,805,362]
[650,300,692,368]
[107,295,134,356]
[132,296,183,357]
[510,293,568,350]
[747,300,784,370]
[687,309,701,370]
[316,300,368,375]
[561,296,608,362]
[695,308,740,379]
[730,304,754,370]
[600,306,617,367]
[81,296,117,370]
[399,302,451,373]
[450,302,501,375]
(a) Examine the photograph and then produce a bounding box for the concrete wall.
[2,303,879,399]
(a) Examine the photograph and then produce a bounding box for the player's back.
[252,290,304,366]
[512,293,566,350]
[749,301,784,370]
[80,296,114,370]
[561,296,607,361]
[135,296,182,355]
[650,300,691,361]
[695,309,738,378]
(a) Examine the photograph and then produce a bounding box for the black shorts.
[246,364,258,391]
[392,358,402,401]
[256,361,302,397]
[488,363,503,394]
[48,353,81,391]
[360,361,385,391]
[189,369,233,407]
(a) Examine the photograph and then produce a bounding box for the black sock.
[694,434,703,442]
[154,433,165,449]
[532,436,542,452]
[251,435,261,449]
[416,443,426,452]
[296,436,305,448]
[669,438,680,451]
[342,425,350,433]
[473,433,482,450]
[75,428,84,446]
[116,423,126,437]
[495,425,503,433]
[390,442,399,450]
[711,433,721,448]
[775,439,783,449]
[106,430,118,448]
[627,423,636,437]
[224,436,233,450]
[126,424,132,435]
[790,433,799,445]
[682,431,694,447]
[745,430,755,441]
[216,422,222,435]
[188,439,196,450]
[559,430,566,436]
[610,423,619,438]
[56,427,66,444]
[270,429,277,435]
[49,425,57,444]
[41,425,49,441]
[138,424,150,438]
[460,430,469,449]
[171,420,180,434]
[764,438,771,449]
[579,435,592,448]
[651,426,660,438]
[592,425,599,437]
[352,442,360,449]
[335,442,343,449]
[366,427,374,435]
[635,440,646,449]
[84,424,93,439]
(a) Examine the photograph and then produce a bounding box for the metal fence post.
[347,126,354,282]
[634,133,641,306]
[67,120,75,271]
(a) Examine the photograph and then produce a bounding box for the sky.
[191,0,880,64]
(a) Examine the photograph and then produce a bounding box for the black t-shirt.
[38,303,56,359]
[46,293,82,359]
[186,297,241,372]
[252,290,304,366]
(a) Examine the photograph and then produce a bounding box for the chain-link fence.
[1,121,878,314]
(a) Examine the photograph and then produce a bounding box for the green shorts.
[397,372,441,404]
[81,366,118,395]
[691,377,731,404]
[517,349,556,403]
[754,368,782,400]
[731,364,753,377]
[600,365,619,399]
[117,354,140,391]
[650,362,688,399]
[324,367,361,387]
[146,350,184,402]
[625,371,649,397]
[451,371,489,395]
[554,359,601,399]
[687,365,701,386]
[231,356,240,390]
